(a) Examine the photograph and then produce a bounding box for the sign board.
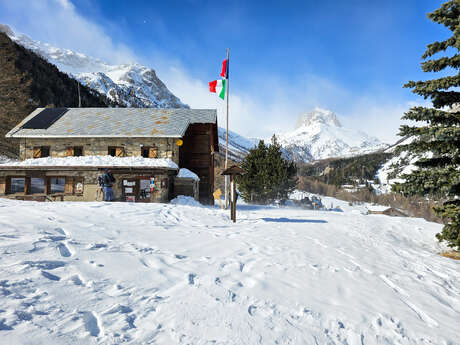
[75,182,83,194]
[213,188,224,210]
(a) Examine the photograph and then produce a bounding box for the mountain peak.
[0,24,14,37]
[295,107,342,129]
[280,107,387,162]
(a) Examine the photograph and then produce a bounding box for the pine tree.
[394,0,460,249]
[238,136,297,204]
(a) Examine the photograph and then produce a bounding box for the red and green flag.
[209,79,226,100]
[209,58,229,100]
[220,58,229,79]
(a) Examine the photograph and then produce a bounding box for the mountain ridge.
[1,24,186,109]
[0,30,116,157]
[279,107,388,162]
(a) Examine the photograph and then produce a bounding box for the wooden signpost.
[221,165,244,222]
[213,188,224,210]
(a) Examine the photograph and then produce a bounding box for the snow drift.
[0,197,458,344]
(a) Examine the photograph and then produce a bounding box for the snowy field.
[0,197,458,345]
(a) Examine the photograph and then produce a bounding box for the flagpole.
[225,48,230,209]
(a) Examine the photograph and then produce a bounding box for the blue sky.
[0,0,449,142]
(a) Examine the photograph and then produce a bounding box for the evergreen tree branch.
[422,55,460,72]
[404,75,460,94]
[422,37,457,59]
[402,107,460,125]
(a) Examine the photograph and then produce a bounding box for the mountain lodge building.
[1,108,218,204]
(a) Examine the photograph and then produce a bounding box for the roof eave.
[0,165,179,171]
[7,134,184,139]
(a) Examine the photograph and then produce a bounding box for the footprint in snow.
[70,275,84,286]
[0,318,13,331]
[188,273,196,285]
[105,304,133,315]
[88,243,108,250]
[41,271,60,281]
[57,243,72,257]
[248,305,257,316]
[89,260,104,267]
[79,311,101,337]
[24,260,66,270]
[15,310,33,321]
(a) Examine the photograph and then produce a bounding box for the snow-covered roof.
[177,168,200,181]
[6,108,217,138]
[0,156,178,169]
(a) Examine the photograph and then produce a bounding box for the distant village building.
[0,108,218,204]
[366,205,408,217]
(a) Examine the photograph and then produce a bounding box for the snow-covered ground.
[0,197,458,344]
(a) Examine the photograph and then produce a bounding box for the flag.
[209,79,226,100]
[220,59,229,79]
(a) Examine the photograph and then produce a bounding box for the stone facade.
[19,137,180,164]
[0,167,174,203]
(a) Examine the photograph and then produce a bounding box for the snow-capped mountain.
[279,107,388,162]
[0,24,186,108]
[217,127,259,161]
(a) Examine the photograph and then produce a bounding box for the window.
[50,177,65,194]
[66,146,83,157]
[11,178,25,194]
[64,177,84,195]
[108,147,125,157]
[73,147,83,157]
[30,178,45,194]
[33,146,50,158]
[141,146,157,158]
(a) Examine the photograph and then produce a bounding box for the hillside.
[299,151,393,187]
[0,31,116,157]
[0,197,458,344]
[217,127,259,162]
[2,24,187,109]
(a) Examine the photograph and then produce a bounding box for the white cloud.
[0,0,135,65]
[161,65,304,140]
[161,66,420,144]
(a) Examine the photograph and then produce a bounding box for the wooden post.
[222,165,243,223]
[231,175,237,222]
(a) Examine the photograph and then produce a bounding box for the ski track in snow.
[0,197,458,344]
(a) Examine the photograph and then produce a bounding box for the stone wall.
[19,137,180,164]
[0,168,174,203]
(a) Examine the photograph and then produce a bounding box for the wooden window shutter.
[66,147,74,157]
[115,147,125,157]
[33,147,41,158]
[148,147,158,158]
[24,177,31,195]
[65,177,74,194]
[0,177,5,194]
[5,177,11,194]
[45,178,51,195]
